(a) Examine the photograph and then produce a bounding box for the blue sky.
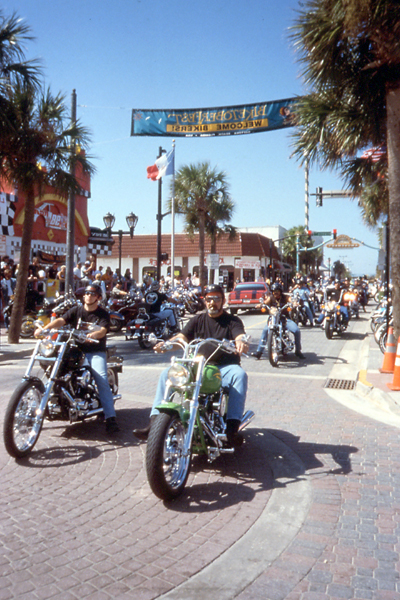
[5,0,382,275]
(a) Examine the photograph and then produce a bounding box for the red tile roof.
[113,232,280,260]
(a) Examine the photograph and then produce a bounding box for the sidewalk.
[355,322,400,420]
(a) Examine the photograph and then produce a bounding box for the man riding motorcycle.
[142,280,179,332]
[133,284,249,446]
[34,282,120,434]
[251,282,305,360]
[317,279,349,326]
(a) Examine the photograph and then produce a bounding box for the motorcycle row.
[262,279,371,368]
[369,290,392,354]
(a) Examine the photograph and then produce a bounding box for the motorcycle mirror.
[148,333,159,344]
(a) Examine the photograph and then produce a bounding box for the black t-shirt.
[144,290,169,313]
[61,304,110,352]
[182,311,245,366]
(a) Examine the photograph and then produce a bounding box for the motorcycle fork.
[35,341,69,421]
[181,356,206,459]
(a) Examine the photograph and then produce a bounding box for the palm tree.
[289,0,400,336]
[1,86,94,343]
[0,11,41,125]
[281,225,322,274]
[171,162,234,288]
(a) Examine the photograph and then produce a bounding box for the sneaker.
[295,351,305,360]
[105,416,120,434]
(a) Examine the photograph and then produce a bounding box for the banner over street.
[131,98,296,137]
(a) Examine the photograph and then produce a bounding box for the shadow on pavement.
[267,428,358,475]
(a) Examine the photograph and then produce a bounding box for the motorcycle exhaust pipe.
[238,410,255,432]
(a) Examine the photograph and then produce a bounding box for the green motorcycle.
[146,337,254,501]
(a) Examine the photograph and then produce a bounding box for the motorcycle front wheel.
[267,329,280,367]
[325,319,334,339]
[3,380,45,458]
[146,412,191,501]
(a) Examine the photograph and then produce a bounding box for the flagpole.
[171,140,175,287]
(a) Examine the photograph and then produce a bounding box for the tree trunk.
[209,232,217,285]
[8,187,35,343]
[387,83,400,341]
[198,210,207,290]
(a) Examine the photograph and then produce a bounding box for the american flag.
[361,144,387,162]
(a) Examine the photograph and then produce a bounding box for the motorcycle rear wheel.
[146,412,191,501]
[109,317,123,332]
[3,381,45,458]
[267,329,279,368]
[20,315,36,338]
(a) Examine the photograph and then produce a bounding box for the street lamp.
[103,212,139,276]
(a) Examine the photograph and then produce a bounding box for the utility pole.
[65,89,77,293]
[156,146,165,281]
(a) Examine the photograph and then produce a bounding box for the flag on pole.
[147,148,175,180]
[360,144,386,163]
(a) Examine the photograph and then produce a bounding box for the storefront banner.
[131,98,296,137]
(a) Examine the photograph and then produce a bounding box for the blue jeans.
[151,363,248,422]
[151,309,177,328]
[257,318,301,354]
[85,351,116,420]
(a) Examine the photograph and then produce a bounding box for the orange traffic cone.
[380,326,396,373]
[387,337,400,391]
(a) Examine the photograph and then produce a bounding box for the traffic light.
[332,229,337,240]
[160,252,169,261]
[307,230,313,240]
[316,187,323,207]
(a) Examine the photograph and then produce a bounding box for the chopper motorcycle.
[3,325,123,458]
[264,304,296,367]
[145,336,254,501]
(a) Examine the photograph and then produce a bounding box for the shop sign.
[326,235,360,248]
[235,259,261,269]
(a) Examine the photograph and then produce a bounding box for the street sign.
[312,231,332,236]
[207,253,220,268]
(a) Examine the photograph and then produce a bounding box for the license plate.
[243,299,251,303]
[135,319,144,325]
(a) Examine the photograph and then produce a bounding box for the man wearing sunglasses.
[34,283,119,434]
[133,284,249,445]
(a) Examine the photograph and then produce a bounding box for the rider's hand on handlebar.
[154,341,168,353]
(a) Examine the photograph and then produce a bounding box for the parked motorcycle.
[125,303,181,349]
[3,326,123,458]
[265,304,295,367]
[145,336,254,500]
[106,291,142,332]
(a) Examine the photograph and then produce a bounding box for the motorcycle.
[323,300,348,339]
[342,289,359,319]
[145,336,254,500]
[125,302,181,349]
[106,290,142,332]
[3,325,123,458]
[290,296,309,326]
[264,304,295,367]
[3,299,38,338]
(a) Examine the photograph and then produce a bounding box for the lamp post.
[103,212,138,276]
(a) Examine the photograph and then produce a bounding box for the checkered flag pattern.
[0,193,17,236]
[88,242,112,256]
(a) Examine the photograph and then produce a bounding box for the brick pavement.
[1,312,400,599]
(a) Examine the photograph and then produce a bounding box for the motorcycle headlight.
[39,339,56,357]
[167,364,191,387]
